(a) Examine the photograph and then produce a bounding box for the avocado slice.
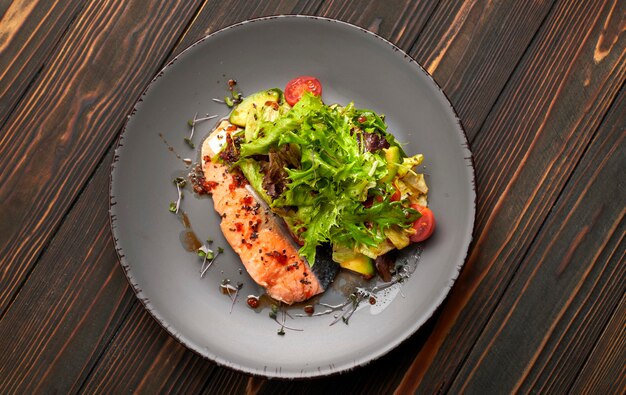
[332,247,375,279]
[381,145,402,182]
[229,89,282,127]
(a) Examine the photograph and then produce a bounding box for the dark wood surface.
[0,0,623,393]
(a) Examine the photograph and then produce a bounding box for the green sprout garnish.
[199,245,220,278]
[269,304,278,319]
[170,177,186,214]
[186,113,217,148]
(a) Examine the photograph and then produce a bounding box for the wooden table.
[0,0,624,393]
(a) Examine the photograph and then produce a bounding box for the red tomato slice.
[285,76,322,106]
[409,204,435,242]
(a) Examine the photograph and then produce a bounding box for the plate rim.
[109,14,476,379]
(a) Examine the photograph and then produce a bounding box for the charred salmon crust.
[201,120,338,304]
[311,244,339,291]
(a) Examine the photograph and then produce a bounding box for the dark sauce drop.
[180,231,202,252]
[247,296,260,308]
[179,212,202,252]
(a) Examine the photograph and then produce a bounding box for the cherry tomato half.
[285,76,322,106]
[409,204,435,242]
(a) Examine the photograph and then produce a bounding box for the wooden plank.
[408,0,555,140]
[396,0,626,392]
[0,150,138,394]
[79,303,217,394]
[0,0,203,315]
[570,293,626,394]
[316,0,440,50]
[447,87,626,393]
[173,0,323,52]
[0,0,87,126]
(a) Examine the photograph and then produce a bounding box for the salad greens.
[226,92,425,264]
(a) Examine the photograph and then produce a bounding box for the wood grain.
[0,0,87,126]
[408,0,555,140]
[80,304,217,394]
[396,0,626,392]
[0,0,203,316]
[570,293,626,394]
[173,0,324,52]
[316,0,439,50]
[447,87,626,393]
[0,150,137,394]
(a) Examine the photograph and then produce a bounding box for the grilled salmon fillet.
[201,120,337,304]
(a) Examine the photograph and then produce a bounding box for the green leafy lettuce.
[236,92,420,264]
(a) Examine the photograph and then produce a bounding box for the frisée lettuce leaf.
[233,92,423,264]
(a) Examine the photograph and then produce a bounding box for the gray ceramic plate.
[110,16,475,378]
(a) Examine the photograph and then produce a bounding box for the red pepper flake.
[304,305,314,315]
[219,134,239,164]
[358,115,367,123]
[229,172,247,191]
[204,180,219,191]
[203,155,211,163]
[369,296,377,305]
[234,222,243,232]
[266,251,288,265]
[226,124,238,131]
[241,196,254,206]
[228,79,237,88]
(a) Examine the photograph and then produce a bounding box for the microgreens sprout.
[187,112,198,142]
[272,306,302,335]
[170,177,186,214]
[224,96,234,107]
[199,245,220,278]
[186,112,218,148]
[184,137,195,149]
[269,304,279,319]
[220,280,243,313]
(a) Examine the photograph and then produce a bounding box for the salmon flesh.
[201,121,338,304]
